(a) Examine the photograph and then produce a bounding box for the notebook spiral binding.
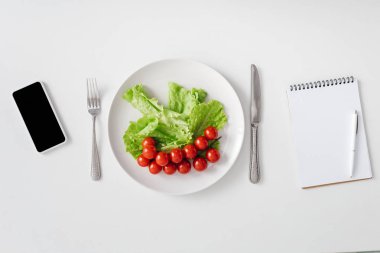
[290,76,354,91]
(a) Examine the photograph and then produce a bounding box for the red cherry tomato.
[149,161,162,174]
[193,157,208,171]
[204,126,218,140]
[142,137,155,148]
[142,146,157,159]
[178,159,191,174]
[155,152,169,166]
[183,144,197,159]
[137,154,150,167]
[194,136,208,150]
[163,163,177,175]
[206,148,220,163]
[170,148,183,164]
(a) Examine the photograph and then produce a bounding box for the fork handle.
[91,115,101,180]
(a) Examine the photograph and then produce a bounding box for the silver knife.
[250,64,261,183]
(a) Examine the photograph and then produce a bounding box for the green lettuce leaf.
[123,83,162,117]
[188,100,227,138]
[168,82,207,115]
[153,109,192,151]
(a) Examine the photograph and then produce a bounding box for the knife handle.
[249,124,260,183]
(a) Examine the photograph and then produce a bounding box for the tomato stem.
[209,136,221,147]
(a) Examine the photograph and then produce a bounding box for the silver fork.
[87,78,101,181]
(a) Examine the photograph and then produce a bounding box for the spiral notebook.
[287,76,372,188]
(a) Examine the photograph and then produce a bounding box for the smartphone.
[13,82,66,152]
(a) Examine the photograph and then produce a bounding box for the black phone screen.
[13,82,65,152]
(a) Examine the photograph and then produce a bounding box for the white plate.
[108,59,245,195]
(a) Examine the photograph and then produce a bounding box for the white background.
[1,0,379,252]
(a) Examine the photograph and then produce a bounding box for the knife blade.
[250,64,261,183]
[251,64,261,124]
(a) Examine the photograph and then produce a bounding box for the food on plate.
[142,137,155,148]
[177,160,191,174]
[206,148,220,163]
[193,157,208,171]
[194,136,208,150]
[137,154,150,167]
[142,146,157,159]
[155,151,169,166]
[124,82,227,175]
[204,126,218,140]
[183,144,197,159]
[149,161,162,174]
[169,148,183,164]
[163,163,177,175]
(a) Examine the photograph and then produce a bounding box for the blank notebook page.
[287,78,372,188]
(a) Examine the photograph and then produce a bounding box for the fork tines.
[87,78,100,109]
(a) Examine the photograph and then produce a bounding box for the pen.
[350,110,358,178]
